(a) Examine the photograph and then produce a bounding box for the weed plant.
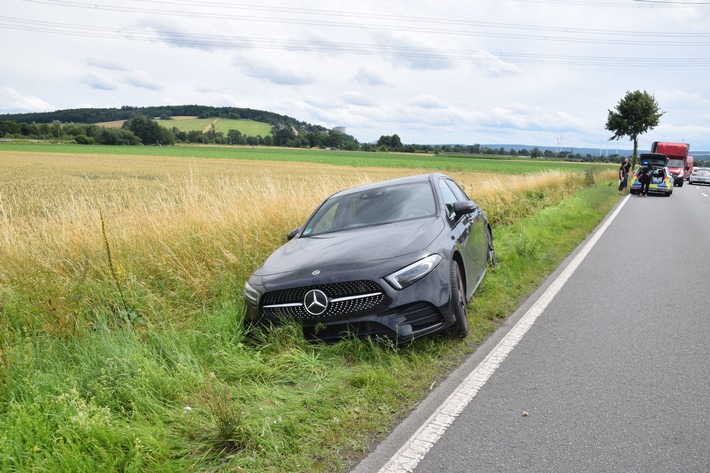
[0,149,618,471]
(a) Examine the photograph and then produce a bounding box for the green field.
[0,142,615,175]
[156,117,273,136]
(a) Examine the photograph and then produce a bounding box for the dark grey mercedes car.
[243,173,496,344]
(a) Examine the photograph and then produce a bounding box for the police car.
[629,153,673,197]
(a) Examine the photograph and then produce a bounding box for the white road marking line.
[378,195,632,473]
[702,193,708,198]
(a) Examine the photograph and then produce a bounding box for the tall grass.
[0,152,607,336]
[0,149,618,471]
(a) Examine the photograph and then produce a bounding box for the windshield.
[302,182,436,236]
[667,158,684,168]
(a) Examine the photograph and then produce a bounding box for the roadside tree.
[606,90,663,168]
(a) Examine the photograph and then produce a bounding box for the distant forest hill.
[0,104,365,150]
[0,104,320,133]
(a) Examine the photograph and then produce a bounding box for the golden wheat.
[0,151,611,333]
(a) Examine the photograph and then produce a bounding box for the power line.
[518,0,710,5]
[22,0,710,43]
[634,0,710,4]
[2,16,709,66]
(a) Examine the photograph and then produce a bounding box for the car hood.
[251,217,446,287]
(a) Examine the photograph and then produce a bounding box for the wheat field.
[0,150,602,335]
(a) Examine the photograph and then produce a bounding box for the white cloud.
[80,73,118,91]
[130,18,251,52]
[470,50,523,77]
[353,67,389,86]
[86,57,130,72]
[373,31,454,70]
[410,95,447,110]
[121,72,163,91]
[656,90,710,107]
[340,92,376,107]
[0,87,54,113]
[232,56,315,85]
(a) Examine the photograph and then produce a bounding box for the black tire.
[486,225,498,269]
[446,260,468,339]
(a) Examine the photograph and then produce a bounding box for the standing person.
[623,158,631,183]
[618,158,631,192]
[638,164,652,197]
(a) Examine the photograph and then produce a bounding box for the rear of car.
[688,167,710,186]
[629,154,673,196]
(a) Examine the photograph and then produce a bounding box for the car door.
[438,178,486,298]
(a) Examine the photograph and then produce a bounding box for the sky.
[2,0,710,152]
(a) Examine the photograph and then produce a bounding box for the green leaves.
[606,90,664,167]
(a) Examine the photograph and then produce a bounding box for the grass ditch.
[0,150,619,471]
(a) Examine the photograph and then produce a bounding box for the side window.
[438,179,458,219]
[445,179,482,209]
[444,179,468,201]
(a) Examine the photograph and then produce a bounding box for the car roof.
[329,173,448,198]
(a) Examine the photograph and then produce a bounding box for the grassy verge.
[0,148,619,471]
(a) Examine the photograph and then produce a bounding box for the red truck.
[651,141,691,187]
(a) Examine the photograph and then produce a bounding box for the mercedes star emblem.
[303,289,328,316]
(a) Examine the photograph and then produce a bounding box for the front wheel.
[486,225,498,269]
[446,260,468,339]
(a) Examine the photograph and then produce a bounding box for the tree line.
[0,116,358,149]
[0,117,648,164]
[3,102,706,165]
[1,105,304,129]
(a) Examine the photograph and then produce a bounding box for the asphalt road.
[352,184,710,473]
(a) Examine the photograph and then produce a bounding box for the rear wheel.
[446,260,468,339]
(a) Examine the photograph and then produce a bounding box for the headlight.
[385,254,443,290]
[243,281,261,306]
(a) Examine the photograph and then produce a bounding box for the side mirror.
[287,228,300,241]
[453,201,477,218]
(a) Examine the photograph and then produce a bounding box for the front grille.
[261,280,385,320]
